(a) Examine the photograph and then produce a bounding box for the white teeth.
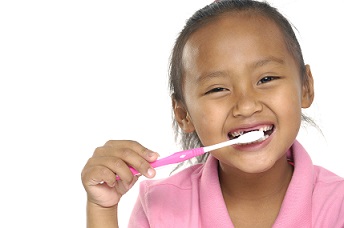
[230,125,272,138]
[259,125,273,132]
[231,131,244,137]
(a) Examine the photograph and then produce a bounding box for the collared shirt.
[129,141,344,227]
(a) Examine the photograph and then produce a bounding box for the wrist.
[87,201,118,228]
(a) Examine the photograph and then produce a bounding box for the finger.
[103,140,160,162]
[85,156,136,186]
[81,164,118,188]
[134,144,160,162]
[114,175,139,195]
[93,144,157,178]
[116,149,156,178]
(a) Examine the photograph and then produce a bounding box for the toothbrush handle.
[129,147,205,176]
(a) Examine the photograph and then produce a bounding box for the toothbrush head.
[203,130,265,152]
[235,130,264,144]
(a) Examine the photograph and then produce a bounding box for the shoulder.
[314,165,344,183]
[139,163,205,195]
[129,165,205,228]
[313,165,344,195]
[133,163,206,226]
[312,165,344,225]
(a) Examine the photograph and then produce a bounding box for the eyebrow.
[197,70,229,83]
[252,56,285,68]
[196,56,285,83]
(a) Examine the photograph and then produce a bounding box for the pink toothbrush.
[122,130,264,178]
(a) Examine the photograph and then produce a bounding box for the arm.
[87,202,118,228]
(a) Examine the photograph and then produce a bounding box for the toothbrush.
[124,130,264,177]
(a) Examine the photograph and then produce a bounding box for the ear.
[172,97,195,133]
[301,64,315,108]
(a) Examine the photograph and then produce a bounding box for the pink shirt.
[129,141,344,227]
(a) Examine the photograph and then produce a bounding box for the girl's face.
[177,13,314,174]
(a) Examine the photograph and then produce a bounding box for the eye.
[205,87,228,94]
[258,76,278,85]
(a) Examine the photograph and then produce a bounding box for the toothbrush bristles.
[203,130,264,152]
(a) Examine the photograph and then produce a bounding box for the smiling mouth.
[228,125,274,140]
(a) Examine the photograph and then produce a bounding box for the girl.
[81,0,344,227]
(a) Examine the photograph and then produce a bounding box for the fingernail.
[147,168,154,177]
[148,151,157,157]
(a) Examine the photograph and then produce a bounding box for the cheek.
[191,107,217,134]
[187,101,227,145]
[270,85,303,133]
[273,93,301,115]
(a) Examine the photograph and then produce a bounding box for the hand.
[81,140,159,208]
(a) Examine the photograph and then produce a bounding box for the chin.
[237,160,276,174]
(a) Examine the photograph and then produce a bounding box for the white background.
[0,0,343,227]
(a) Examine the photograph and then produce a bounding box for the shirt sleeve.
[127,183,150,228]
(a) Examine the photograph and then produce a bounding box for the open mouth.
[228,125,274,141]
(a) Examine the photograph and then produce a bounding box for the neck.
[219,156,293,201]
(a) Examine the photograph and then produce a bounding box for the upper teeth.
[230,125,273,137]
[260,125,273,132]
[231,131,244,137]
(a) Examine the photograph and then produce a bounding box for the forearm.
[87,201,118,228]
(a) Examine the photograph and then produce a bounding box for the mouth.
[228,125,274,141]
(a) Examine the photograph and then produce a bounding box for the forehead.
[182,12,292,74]
[186,11,286,48]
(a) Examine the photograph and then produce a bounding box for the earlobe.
[172,98,195,133]
[301,64,315,108]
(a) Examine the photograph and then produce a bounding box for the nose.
[232,89,263,117]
